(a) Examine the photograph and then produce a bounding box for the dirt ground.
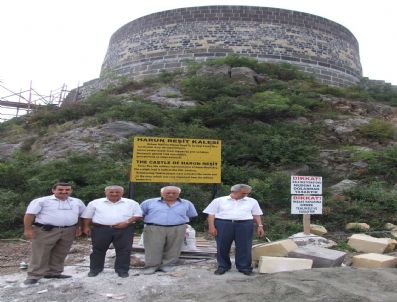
[1,239,397,302]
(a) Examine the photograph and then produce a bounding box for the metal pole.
[129,182,136,199]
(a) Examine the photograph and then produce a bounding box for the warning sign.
[291,176,322,195]
[130,136,221,183]
[291,195,323,214]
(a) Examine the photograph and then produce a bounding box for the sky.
[1,0,396,115]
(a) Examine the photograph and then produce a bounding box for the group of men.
[23,182,264,285]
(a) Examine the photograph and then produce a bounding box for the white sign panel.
[291,176,322,195]
[291,195,323,214]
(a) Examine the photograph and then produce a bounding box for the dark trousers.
[214,219,253,272]
[90,225,134,274]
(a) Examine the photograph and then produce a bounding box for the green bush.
[357,119,395,142]
[180,75,251,101]
[368,145,397,183]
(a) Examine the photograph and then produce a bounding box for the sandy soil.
[1,239,397,302]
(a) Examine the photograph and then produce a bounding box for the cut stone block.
[352,253,397,268]
[310,224,327,236]
[348,234,396,253]
[288,246,346,268]
[345,222,370,231]
[258,256,313,274]
[252,239,298,261]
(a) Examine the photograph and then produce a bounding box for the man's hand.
[208,225,217,237]
[112,221,130,229]
[82,226,91,236]
[256,226,265,237]
[24,228,35,240]
[75,227,82,237]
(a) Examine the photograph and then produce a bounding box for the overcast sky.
[1,0,396,103]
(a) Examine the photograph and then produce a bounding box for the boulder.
[345,223,370,231]
[384,223,397,231]
[329,179,358,194]
[289,232,337,248]
[310,224,328,236]
[230,67,257,85]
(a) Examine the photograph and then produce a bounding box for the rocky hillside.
[1,56,397,240]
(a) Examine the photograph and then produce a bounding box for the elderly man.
[140,186,198,274]
[82,185,142,278]
[23,182,86,285]
[203,184,265,276]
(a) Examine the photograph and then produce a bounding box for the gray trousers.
[27,225,76,279]
[143,224,186,268]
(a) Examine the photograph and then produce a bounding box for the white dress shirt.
[203,195,263,220]
[26,195,86,226]
[81,197,142,225]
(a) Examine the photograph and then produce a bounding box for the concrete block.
[348,234,396,253]
[310,224,328,236]
[288,246,346,268]
[252,239,298,261]
[258,256,313,274]
[352,253,397,268]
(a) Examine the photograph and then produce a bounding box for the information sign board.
[291,176,322,195]
[130,136,221,183]
[291,195,323,214]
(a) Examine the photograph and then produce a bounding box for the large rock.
[31,121,155,159]
[100,121,155,138]
[288,246,346,268]
[329,179,358,194]
[258,256,313,274]
[352,253,397,268]
[310,224,328,236]
[347,234,397,253]
[345,222,370,231]
[0,142,21,160]
[289,232,337,248]
[230,67,257,85]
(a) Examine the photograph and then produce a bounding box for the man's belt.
[92,223,114,228]
[145,223,186,227]
[33,222,76,229]
[215,219,253,223]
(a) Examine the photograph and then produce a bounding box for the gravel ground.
[1,240,397,302]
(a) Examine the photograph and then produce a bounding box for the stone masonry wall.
[100,6,362,87]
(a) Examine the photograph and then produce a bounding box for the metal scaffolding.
[0,82,70,122]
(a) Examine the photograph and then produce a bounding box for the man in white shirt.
[82,185,142,278]
[23,182,86,285]
[203,184,264,276]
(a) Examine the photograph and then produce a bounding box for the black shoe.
[214,268,227,275]
[240,271,254,276]
[23,279,38,285]
[117,272,129,278]
[44,274,71,279]
[87,271,100,277]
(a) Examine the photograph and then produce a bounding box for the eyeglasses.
[58,200,72,210]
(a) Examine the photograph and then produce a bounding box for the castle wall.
[100,6,362,87]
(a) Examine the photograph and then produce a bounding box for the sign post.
[291,176,323,235]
